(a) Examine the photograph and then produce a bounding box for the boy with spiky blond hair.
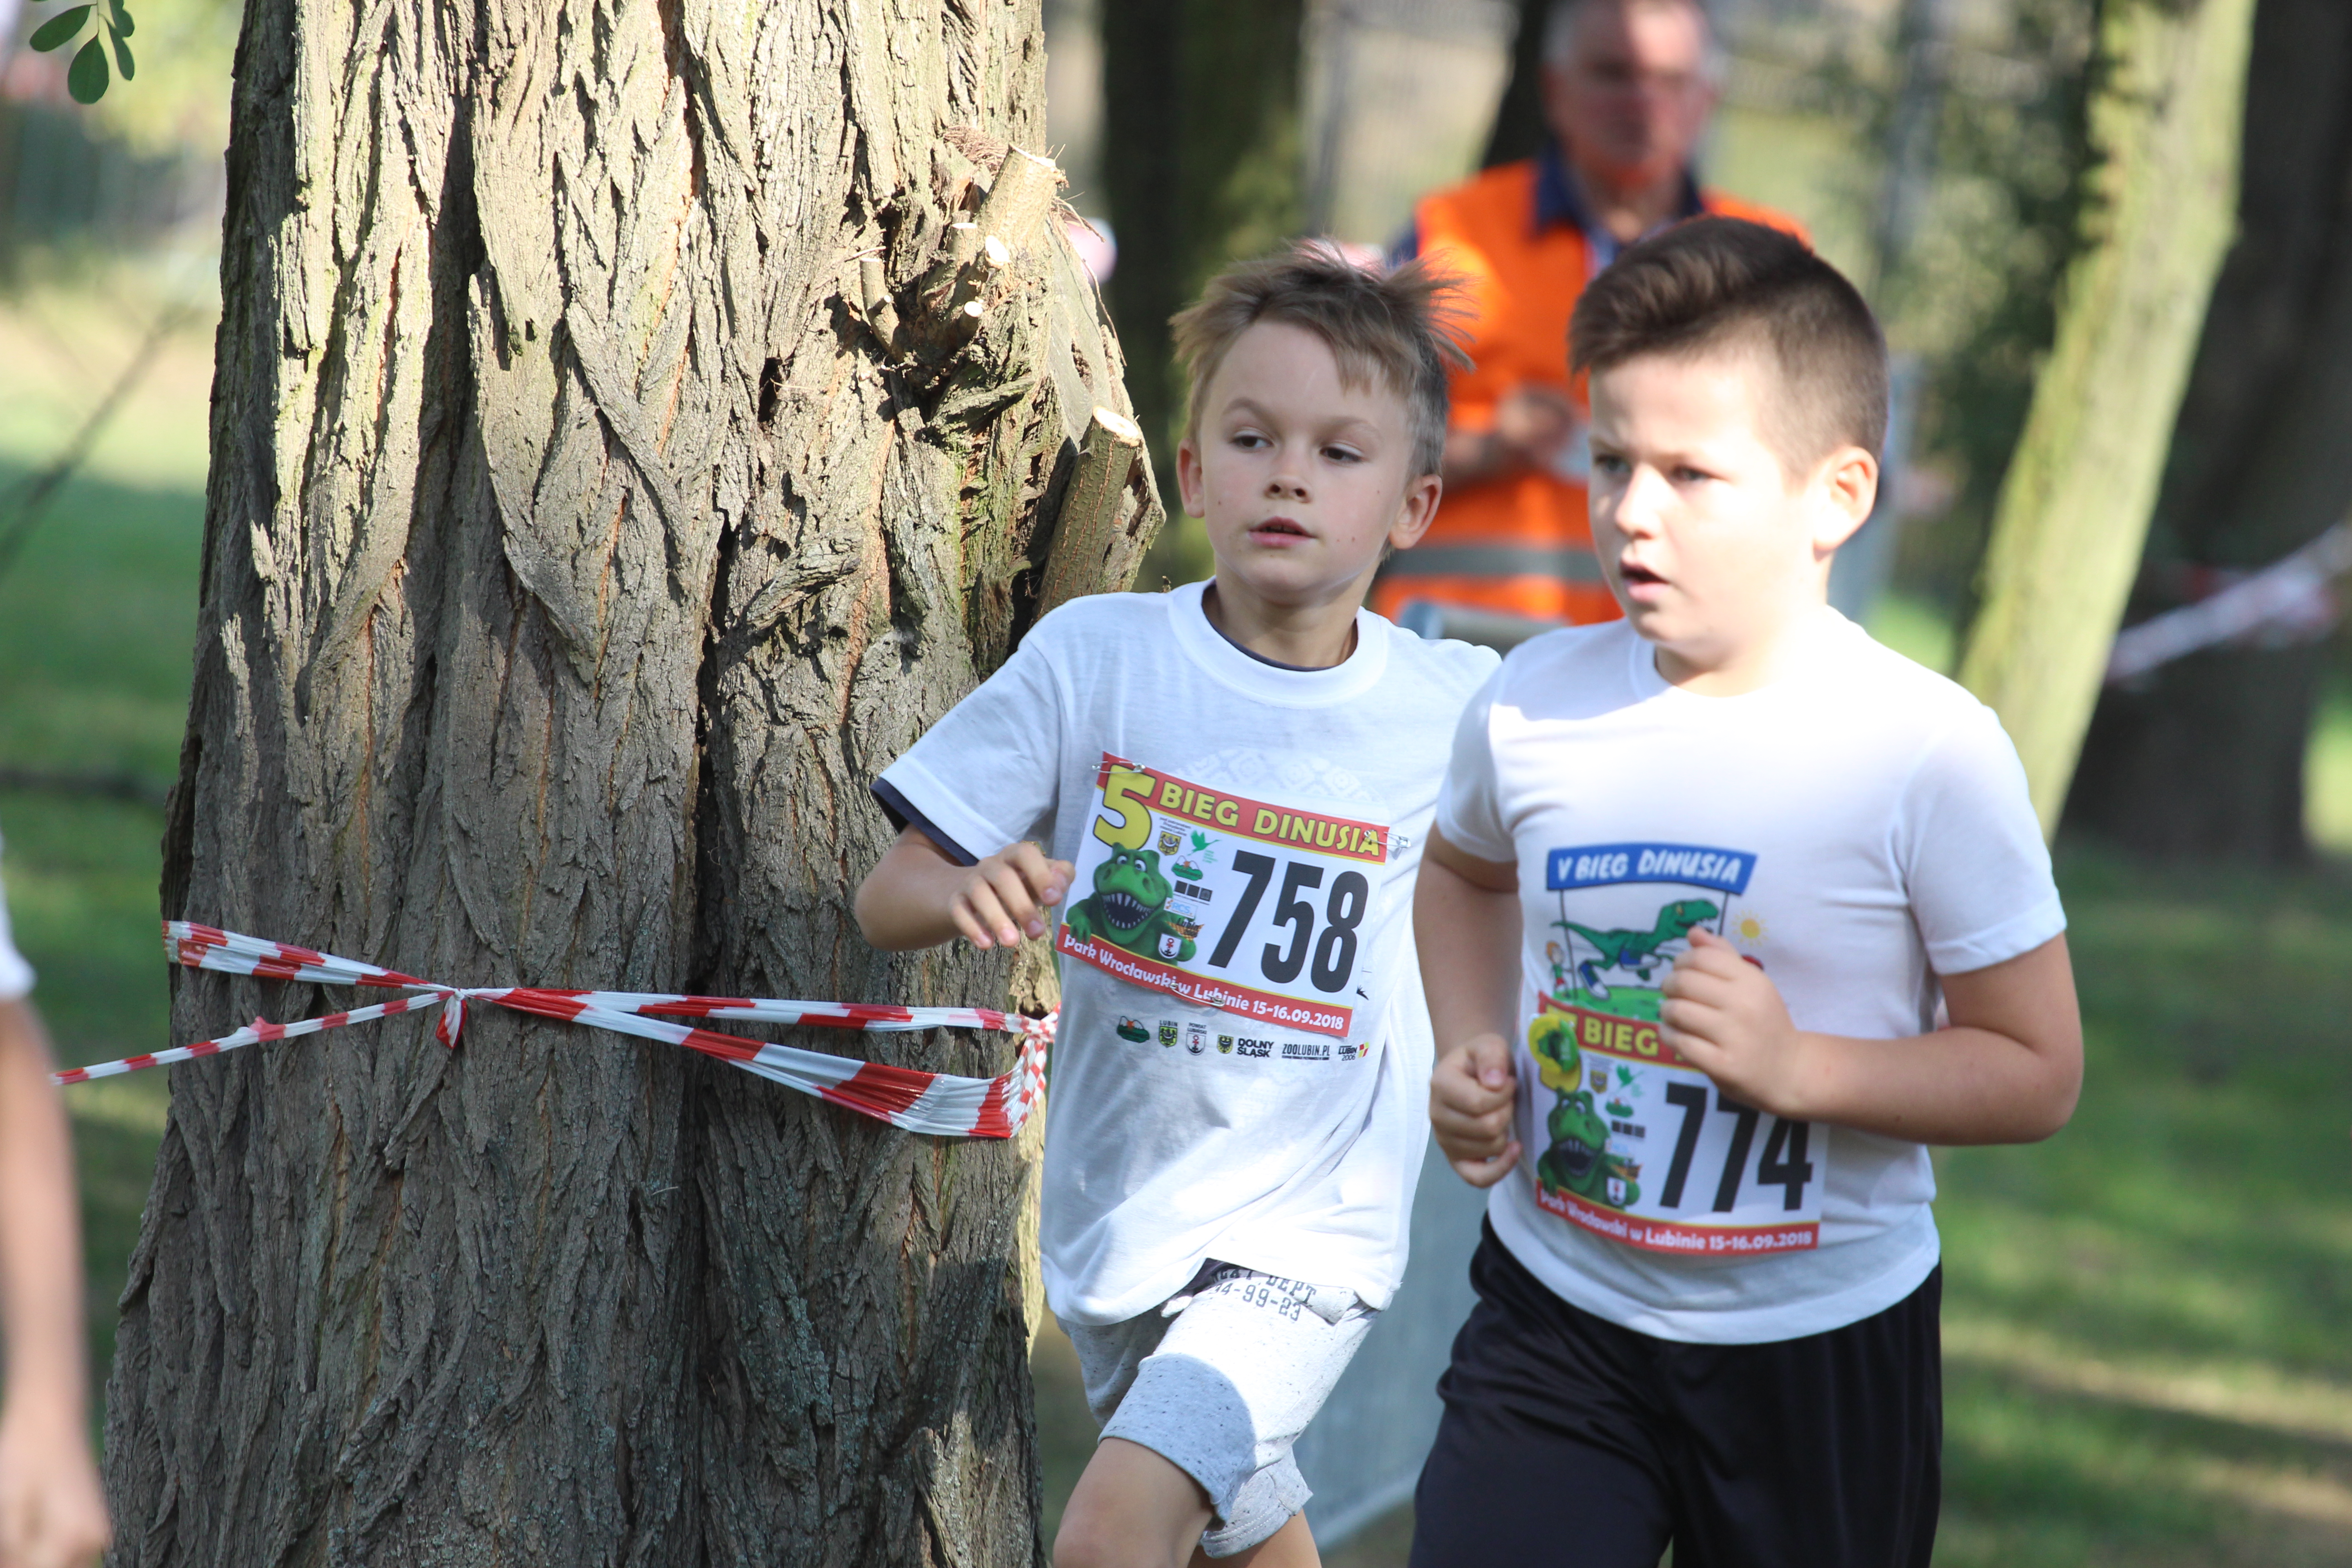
[857,246,1496,1566]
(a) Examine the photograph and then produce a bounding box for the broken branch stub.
[971,147,1062,260]
[1035,407,1149,616]
[899,146,1066,368]
[916,146,1060,320]
[945,234,1012,318]
[859,255,901,353]
[913,222,983,322]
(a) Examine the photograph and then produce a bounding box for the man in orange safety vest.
[1375,0,1807,629]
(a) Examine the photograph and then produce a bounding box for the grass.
[0,260,210,1406]
[1931,849,2352,1565]
[5,274,2352,1564]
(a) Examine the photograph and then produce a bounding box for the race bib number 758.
[1058,755,1392,1042]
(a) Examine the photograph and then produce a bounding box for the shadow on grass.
[1930,845,2352,1568]
[0,456,201,782]
[1944,1360,2352,1567]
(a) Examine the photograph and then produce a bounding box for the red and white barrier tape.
[2107,520,2352,683]
[50,922,1051,1139]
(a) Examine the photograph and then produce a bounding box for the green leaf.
[27,5,91,52]
[110,31,132,78]
[108,0,133,37]
[67,34,109,101]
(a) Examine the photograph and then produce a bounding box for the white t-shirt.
[878,582,1497,1326]
[0,828,34,1001]
[1437,612,2064,1344]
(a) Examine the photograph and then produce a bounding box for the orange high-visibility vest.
[1373,157,1807,626]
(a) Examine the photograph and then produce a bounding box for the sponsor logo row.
[1112,1016,1363,1061]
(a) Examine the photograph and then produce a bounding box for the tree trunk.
[1954,0,2256,834]
[1101,0,1187,480]
[2063,0,2352,862]
[1481,0,1547,171]
[1865,0,1952,302]
[1101,0,1303,556]
[105,2,1159,1563]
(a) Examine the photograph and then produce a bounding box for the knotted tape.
[51,922,1051,1140]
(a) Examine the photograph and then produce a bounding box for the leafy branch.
[24,0,136,103]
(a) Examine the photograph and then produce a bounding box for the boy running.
[1412,218,2082,1567]
[856,247,1497,1567]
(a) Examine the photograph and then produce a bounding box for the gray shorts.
[1064,1261,1378,1557]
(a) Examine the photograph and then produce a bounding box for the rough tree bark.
[1954,0,2256,833]
[2064,0,2352,862]
[105,2,1159,1563]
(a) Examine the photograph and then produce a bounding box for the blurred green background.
[4,0,2350,1562]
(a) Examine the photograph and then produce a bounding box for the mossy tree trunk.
[103,1,1157,1563]
[2064,0,2352,862]
[1954,0,2258,833]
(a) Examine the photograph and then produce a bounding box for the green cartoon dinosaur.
[1554,898,1719,999]
[1538,1089,1642,1210]
[1065,847,1197,961]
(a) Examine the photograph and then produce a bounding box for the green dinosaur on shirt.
[1065,847,1196,962]
[1538,1089,1642,1210]
[1554,898,1718,999]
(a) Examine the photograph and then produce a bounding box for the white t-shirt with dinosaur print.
[877,582,1498,1327]
[1437,611,2063,1344]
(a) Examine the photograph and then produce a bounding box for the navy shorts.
[1410,1220,1940,1568]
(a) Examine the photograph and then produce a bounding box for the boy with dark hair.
[857,245,1496,1567]
[1410,217,2082,1566]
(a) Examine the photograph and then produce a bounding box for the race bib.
[1523,841,1821,1256]
[1059,755,1392,1053]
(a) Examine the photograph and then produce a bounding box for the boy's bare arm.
[1416,828,1528,1187]
[853,826,1072,953]
[1661,931,2082,1145]
[0,999,112,1568]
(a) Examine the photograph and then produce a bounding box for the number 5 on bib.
[1060,755,1391,1043]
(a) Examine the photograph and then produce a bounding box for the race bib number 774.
[1526,840,1822,1256]
[1058,755,1392,1042]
